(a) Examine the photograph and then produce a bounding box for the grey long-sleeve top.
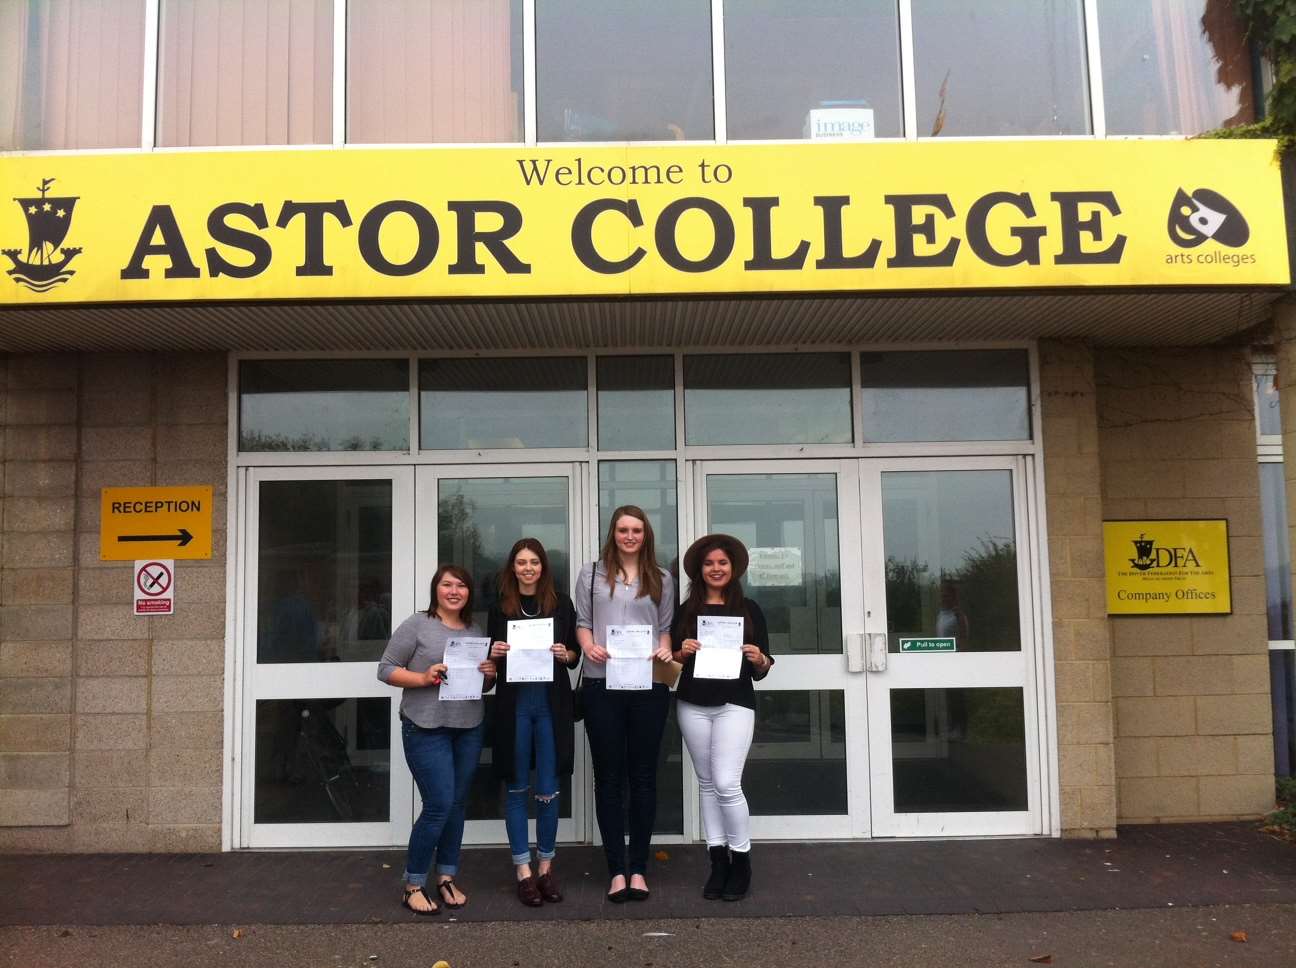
[574,561,675,679]
[376,612,486,729]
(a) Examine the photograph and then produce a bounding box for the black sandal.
[402,885,439,916]
[437,878,466,909]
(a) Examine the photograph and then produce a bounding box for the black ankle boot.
[703,846,730,900]
[722,849,750,901]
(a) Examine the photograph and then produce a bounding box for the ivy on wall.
[1211,0,1296,147]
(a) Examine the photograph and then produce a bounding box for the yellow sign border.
[100,486,214,561]
[1103,518,1232,616]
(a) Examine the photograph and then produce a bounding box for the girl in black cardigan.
[487,538,580,907]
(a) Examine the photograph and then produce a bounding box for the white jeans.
[677,700,755,852]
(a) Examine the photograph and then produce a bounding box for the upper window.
[157,0,333,147]
[860,349,1032,442]
[911,0,1091,136]
[239,358,409,452]
[347,0,523,144]
[536,0,714,142]
[419,357,588,450]
[0,0,145,150]
[724,0,902,140]
[684,352,853,446]
[1098,0,1256,136]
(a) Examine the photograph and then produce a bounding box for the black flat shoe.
[606,887,629,903]
[627,887,650,901]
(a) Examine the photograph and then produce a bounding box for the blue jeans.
[504,684,560,866]
[400,717,484,887]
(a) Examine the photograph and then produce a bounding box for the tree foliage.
[1214,0,1296,147]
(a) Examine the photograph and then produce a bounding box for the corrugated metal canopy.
[0,289,1283,353]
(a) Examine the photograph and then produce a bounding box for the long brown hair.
[680,539,749,635]
[599,505,663,604]
[497,538,559,618]
[425,564,473,623]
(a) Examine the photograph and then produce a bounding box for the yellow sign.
[1103,519,1231,615]
[1,140,1287,305]
[100,486,213,561]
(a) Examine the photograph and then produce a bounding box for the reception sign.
[1,139,1287,305]
[1103,519,1231,615]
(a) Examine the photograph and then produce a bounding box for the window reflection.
[684,353,852,445]
[240,359,409,452]
[748,691,847,815]
[537,0,713,141]
[348,0,523,143]
[420,357,587,450]
[861,350,1031,443]
[724,0,902,140]
[883,470,1020,653]
[255,697,391,822]
[1260,463,1293,642]
[911,0,1090,136]
[257,480,394,664]
[890,687,1027,812]
[1098,0,1255,136]
[1257,373,1282,437]
[597,356,675,451]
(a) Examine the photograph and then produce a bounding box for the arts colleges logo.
[1167,188,1250,249]
[3,177,82,293]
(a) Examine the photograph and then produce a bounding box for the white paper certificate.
[606,624,653,691]
[694,615,745,680]
[438,637,490,701]
[507,618,555,684]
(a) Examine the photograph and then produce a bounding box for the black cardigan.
[486,593,581,779]
[672,599,773,709]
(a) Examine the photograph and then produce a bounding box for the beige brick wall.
[1039,341,1117,837]
[0,352,227,851]
[1096,347,1274,823]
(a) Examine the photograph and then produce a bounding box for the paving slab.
[2,823,1294,927]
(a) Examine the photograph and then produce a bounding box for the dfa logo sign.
[1127,532,1201,572]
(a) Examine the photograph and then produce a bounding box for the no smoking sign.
[134,559,175,615]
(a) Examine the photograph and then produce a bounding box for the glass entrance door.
[238,466,416,848]
[861,457,1044,837]
[415,464,588,847]
[693,461,870,839]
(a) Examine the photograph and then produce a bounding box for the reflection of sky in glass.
[421,389,587,449]
[863,387,1029,442]
[599,388,674,450]
[882,471,1014,573]
[241,391,408,451]
[1260,463,1293,640]
[1257,374,1282,437]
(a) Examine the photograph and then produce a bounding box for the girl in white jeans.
[671,534,774,901]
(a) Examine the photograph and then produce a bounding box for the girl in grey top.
[575,505,676,903]
[377,565,496,916]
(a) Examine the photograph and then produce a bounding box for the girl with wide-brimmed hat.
[672,533,774,902]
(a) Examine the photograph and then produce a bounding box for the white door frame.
[691,458,871,840]
[237,464,416,849]
[861,455,1045,837]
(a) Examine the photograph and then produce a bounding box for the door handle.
[845,633,865,673]
[865,632,888,673]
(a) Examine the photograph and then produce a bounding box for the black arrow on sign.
[117,528,194,547]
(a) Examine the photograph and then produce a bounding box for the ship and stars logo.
[2,177,82,293]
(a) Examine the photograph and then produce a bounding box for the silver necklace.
[519,596,540,618]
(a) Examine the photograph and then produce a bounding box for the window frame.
[1253,356,1295,652]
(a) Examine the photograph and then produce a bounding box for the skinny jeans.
[676,700,754,853]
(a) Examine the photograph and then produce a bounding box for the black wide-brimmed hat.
[682,533,750,583]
